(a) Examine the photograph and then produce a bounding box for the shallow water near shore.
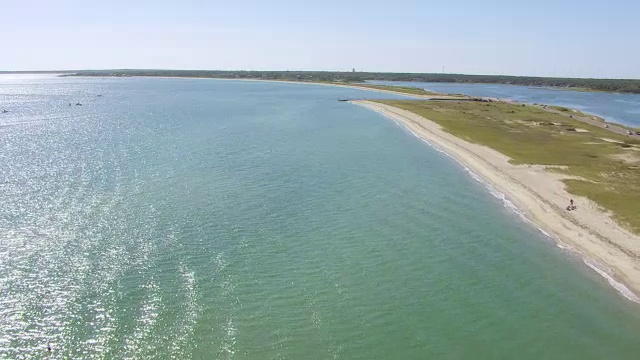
[370,80,640,127]
[1,75,640,359]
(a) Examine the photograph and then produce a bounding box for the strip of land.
[354,99,640,302]
[132,75,465,99]
[311,81,461,99]
[59,69,640,94]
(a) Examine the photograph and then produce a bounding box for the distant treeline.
[63,70,640,94]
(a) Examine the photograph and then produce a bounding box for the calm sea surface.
[370,80,640,127]
[1,75,640,359]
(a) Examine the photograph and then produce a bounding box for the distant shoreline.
[56,70,640,94]
[354,100,640,304]
[80,74,464,100]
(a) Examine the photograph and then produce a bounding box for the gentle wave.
[583,260,640,304]
[384,112,640,304]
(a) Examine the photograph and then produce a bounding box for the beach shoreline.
[353,100,640,303]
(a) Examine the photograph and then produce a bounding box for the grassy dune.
[378,100,640,233]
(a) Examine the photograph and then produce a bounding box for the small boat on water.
[338,99,349,102]
[75,102,82,106]
[1,109,8,113]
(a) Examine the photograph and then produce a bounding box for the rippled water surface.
[1,75,640,359]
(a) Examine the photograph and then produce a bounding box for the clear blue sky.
[2,0,639,78]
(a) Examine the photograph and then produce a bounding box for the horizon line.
[1,69,640,81]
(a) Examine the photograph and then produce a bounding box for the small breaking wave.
[583,260,640,304]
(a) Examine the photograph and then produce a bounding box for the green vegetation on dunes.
[378,100,640,233]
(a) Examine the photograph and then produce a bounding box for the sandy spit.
[354,100,640,303]
[133,76,460,99]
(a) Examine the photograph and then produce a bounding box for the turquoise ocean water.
[1,75,640,359]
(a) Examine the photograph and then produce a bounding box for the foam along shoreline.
[353,100,640,304]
